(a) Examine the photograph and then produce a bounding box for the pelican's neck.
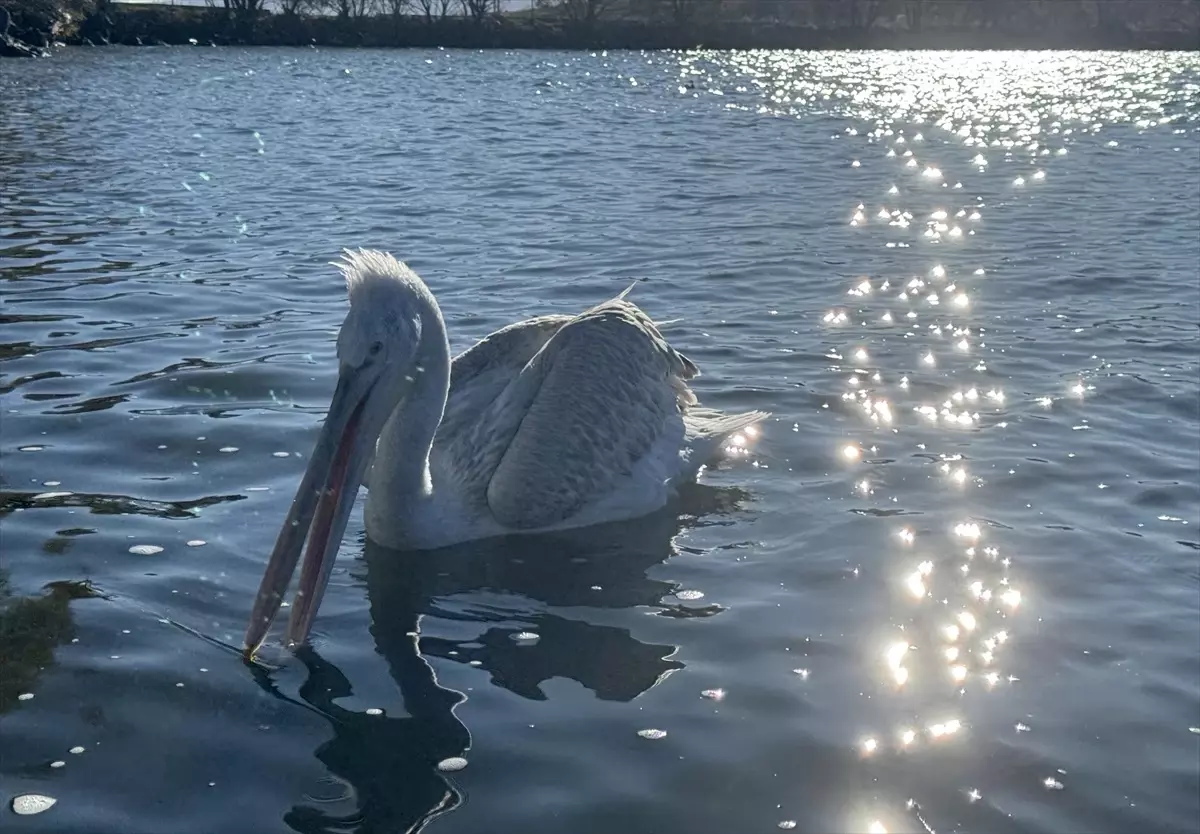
[367,302,451,515]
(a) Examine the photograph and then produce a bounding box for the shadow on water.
[0,489,246,519]
[247,482,750,834]
[0,571,105,715]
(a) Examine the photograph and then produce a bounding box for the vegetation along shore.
[3,0,1197,58]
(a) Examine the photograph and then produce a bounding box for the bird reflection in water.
[248,481,750,834]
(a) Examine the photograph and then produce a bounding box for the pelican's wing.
[365,314,570,490]
[449,313,573,395]
[471,297,701,530]
[439,313,573,443]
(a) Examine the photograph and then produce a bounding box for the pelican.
[244,249,768,657]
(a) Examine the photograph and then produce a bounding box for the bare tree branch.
[556,0,616,25]
[278,0,318,16]
[458,0,489,23]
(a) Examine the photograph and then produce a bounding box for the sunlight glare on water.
[0,46,1198,834]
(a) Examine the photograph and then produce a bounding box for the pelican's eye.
[368,341,383,359]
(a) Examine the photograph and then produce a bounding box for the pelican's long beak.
[243,367,377,658]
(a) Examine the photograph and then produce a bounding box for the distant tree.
[458,0,489,23]
[557,0,617,25]
[222,0,265,16]
[324,0,378,18]
[412,0,453,22]
[903,0,924,31]
[807,0,843,28]
[278,0,319,16]
[660,0,719,27]
[805,0,884,29]
[849,0,882,29]
[382,0,407,24]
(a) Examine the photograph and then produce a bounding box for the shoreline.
[5,6,1199,57]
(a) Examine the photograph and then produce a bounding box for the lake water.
[2,47,1198,834]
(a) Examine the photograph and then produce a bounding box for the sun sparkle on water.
[656,44,1184,834]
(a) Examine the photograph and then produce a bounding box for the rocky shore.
[2,5,51,55]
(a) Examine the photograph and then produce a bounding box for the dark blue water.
[2,47,1198,834]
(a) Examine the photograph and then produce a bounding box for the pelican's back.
[441,313,572,442]
[433,291,766,533]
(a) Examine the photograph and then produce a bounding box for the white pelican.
[244,249,768,656]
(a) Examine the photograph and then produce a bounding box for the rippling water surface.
[2,47,1199,834]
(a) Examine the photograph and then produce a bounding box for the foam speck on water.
[129,545,163,555]
[675,589,705,601]
[186,540,206,547]
[637,728,667,740]
[436,757,467,772]
[17,692,34,701]
[366,708,383,716]
[12,795,56,815]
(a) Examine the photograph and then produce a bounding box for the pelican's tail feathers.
[684,408,771,465]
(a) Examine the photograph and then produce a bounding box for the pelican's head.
[243,250,435,657]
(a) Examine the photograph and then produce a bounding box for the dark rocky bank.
[3,1,1198,57]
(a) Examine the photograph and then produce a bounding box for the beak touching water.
[243,365,378,659]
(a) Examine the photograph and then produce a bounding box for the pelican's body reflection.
[253,482,750,834]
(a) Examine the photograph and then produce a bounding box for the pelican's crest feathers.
[333,248,429,306]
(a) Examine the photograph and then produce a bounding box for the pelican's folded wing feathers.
[439,313,573,443]
[479,297,698,529]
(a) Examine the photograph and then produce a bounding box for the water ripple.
[1,47,1197,834]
